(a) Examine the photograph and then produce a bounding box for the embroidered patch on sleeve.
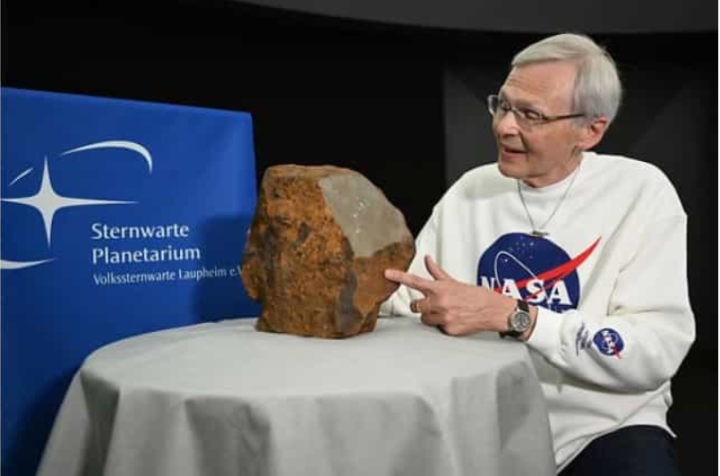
[593,328,624,358]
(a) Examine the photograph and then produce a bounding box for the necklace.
[517,160,582,238]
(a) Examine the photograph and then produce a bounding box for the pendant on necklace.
[531,230,549,238]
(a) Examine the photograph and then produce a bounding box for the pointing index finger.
[384,269,435,294]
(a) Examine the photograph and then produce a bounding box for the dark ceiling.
[235,0,716,33]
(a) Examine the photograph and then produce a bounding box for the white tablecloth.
[38,317,555,476]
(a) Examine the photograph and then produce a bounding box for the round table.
[38,316,555,476]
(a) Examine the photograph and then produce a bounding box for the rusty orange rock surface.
[241,165,415,338]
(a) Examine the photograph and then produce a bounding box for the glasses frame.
[486,94,585,127]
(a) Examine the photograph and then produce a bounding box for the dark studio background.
[2,0,716,475]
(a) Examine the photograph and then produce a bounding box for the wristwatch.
[500,299,532,339]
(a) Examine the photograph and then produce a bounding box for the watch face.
[510,310,532,333]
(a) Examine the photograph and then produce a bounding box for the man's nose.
[494,110,521,136]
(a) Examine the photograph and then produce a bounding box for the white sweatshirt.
[381,152,695,471]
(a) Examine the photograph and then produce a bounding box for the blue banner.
[1,88,259,476]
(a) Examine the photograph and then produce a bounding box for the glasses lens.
[487,95,498,116]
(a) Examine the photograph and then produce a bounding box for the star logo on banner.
[2,141,152,270]
[2,157,135,246]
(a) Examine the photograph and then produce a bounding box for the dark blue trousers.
[559,425,681,476]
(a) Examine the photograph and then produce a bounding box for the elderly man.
[383,33,694,475]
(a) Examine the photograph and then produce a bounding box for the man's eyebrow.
[499,92,543,110]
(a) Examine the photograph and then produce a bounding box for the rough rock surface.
[241,165,415,338]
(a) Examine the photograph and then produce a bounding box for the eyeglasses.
[487,94,585,128]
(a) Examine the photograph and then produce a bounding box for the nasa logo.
[477,233,600,313]
[593,328,624,358]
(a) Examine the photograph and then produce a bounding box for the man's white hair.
[512,33,622,123]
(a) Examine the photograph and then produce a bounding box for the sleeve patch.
[593,328,624,358]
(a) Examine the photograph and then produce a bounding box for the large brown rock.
[241,165,415,338]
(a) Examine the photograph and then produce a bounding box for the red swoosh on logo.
[494,237,602,297]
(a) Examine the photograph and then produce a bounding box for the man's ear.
[577,116,609,151]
